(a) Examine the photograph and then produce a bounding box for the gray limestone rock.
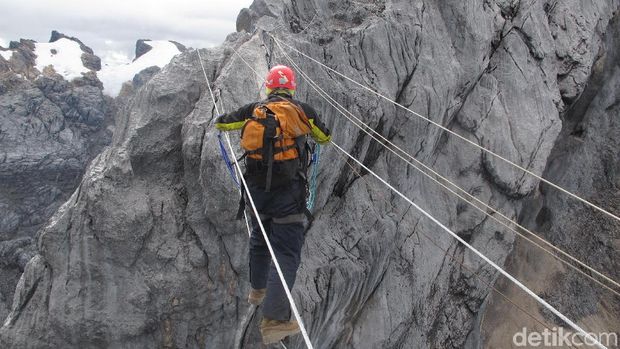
[169,40,188,53]
[481,12,620,348]
[1,0,619,348]
[0,45,113,323]
[81,53,102,71]
[132,66,161,89]
[237,7,258,33]
[135,39,153,60]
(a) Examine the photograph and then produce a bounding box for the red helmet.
[265,65,296,91]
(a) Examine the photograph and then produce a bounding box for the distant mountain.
[99,40,186,96]
[0,32,186,97]
[0,31,186,322]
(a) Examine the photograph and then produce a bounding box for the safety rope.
[255,39,606,348]
[262,34,606,348]
[338,153,573,348]
[195,48,314,349]
[267,35,620,295]
[224,37,607,347]
[331,141,606,349]
[268,33,620,226]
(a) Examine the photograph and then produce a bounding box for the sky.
[0,0,254,66]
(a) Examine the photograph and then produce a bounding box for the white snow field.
[2,38,180,97]
[97,40,182,96]
[0,49,13,61]
[34,38,90,80]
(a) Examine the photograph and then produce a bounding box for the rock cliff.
[0,33,113,322]
[1,1,619,348]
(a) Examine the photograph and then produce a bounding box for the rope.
[265,38,606,347]
[331,141,606,349]
[338,154,573,348]
[195,48,315,349]
[226,38,575,345]
[229,43,266,91]
[267,35,620,295]
[224,37,607,347]
[268,33,620,225]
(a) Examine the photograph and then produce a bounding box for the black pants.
[248,179,306,321]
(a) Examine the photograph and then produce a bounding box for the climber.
[215,65,331,344]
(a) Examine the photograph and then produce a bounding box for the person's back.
[215,65,330,344]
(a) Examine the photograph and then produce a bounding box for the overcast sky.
[0,0,254,66]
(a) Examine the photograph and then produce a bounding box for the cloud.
[0,37,6,48]
[0,0,253,63]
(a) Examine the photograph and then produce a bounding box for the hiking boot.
[248,288,267,305]
[260,318,300,344]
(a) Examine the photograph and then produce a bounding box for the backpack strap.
[260,108,279,192]
[236,182,246,220]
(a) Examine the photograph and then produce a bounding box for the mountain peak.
[50,30,95,55]
[134,39,187,61]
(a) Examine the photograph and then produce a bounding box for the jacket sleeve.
[299,102,331,144]
[214,102,257,131]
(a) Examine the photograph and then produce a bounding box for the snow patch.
[98,40,181,97]
[0,50,13,61]
[34,38,89,80]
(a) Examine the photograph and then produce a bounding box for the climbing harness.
[196,48,315,349]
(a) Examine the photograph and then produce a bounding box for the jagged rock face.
[169,40,188,53]
[135,39,154,60]
[132,66,161,89]
[0,47,113,322]
[1,1,618,349]
[481,13,620,348]
[2,39,39,80]
[135,40,187,61]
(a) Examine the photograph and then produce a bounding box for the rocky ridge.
[1,1,619,348]
[0,31,113,323]
[0,32,176,324]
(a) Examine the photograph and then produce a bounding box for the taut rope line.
[266,35,620,295]
[332,141,606,349]
[268,33,620,225]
